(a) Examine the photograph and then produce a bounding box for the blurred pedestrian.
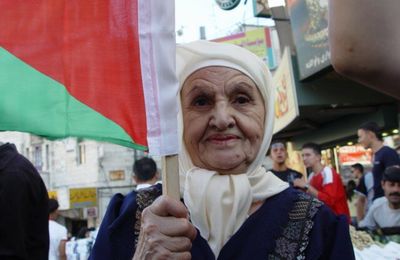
[358,166,400,234]
[0,142,49,259]
[293,142,351,222]
[48,198,67,260]
[133,157,160,190]
[351,163,373,222]
[268,140,304,186]
[346,180,357,225]
[357,121,400,200]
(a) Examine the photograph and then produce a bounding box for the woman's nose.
[209,103,235,130]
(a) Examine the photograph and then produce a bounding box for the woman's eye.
[193,96,210,106]
[234,95,250,104]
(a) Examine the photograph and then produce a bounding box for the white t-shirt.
[49,220,68,260]
[359,197,400,229]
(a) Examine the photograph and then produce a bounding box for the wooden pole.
[162,154,180,200]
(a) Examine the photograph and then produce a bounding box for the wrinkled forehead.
[181,65,258,92]
[179,60,258,90]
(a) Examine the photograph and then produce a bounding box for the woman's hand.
[133,195,197,260]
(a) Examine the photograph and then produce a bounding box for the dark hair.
[133,157,157,181]
[48,198,59,214]
[351,163,364,173]
[267,139,286,155]
[382,165,400,182]
[301,142,321,155]
[359,121,382,141]
[346,180,356,202]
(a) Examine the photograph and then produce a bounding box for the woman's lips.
[207,134,239,144]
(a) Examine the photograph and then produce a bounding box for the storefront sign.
[69,187,97,209]
[273,47,299,133]
[213,27,277,69]
[338,145,372,165]
[109,170,125,181]
[215,0,241,10]
[286,0,330,79]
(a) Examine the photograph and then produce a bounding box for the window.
[44,144,50,171]
[77,143,86,165]
[33,145,42,171]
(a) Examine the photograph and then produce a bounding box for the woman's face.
[181,66,265,174]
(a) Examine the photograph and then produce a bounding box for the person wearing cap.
[357,121,400,200]
[351,163,374,222]
[358,166,400,232]
[90,41,355,260]
[268,140,304,186]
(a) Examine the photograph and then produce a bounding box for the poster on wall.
[273,47,299,133]
[213,27,277,70]
[286,0,330,79]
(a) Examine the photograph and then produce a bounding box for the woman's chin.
[203,156,248,174]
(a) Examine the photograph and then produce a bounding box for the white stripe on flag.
[138,0,179,156]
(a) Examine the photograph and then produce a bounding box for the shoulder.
[378,146,398,157]
[288,168,303,177]
[49,221,67,234]
[370,197,387,210]
[268,190,336,259]
[98,183,162,232]
[321,166,334,184]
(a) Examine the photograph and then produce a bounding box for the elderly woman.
[90,41,355,260]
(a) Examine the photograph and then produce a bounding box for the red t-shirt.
[309,166,350,221]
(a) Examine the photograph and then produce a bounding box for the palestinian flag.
[0,0,179,155]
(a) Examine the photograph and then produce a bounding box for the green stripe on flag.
[0,47,146,150]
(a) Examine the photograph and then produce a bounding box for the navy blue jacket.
[90,184,355,260]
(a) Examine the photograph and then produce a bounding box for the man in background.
[48,199,68,260]
[359,166,400,234]
[293,142,350,221]
[90,157,161,259]
[133,157,160,190]
[0,142,49,259]
[268,140,304,186]
[357,121,400,200]
[351,163,374,222]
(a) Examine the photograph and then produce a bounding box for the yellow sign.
[69,188,97,209]
[48,190,58,199]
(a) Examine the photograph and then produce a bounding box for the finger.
[146,233,192,252]
[141,209,197,241]
[157,250,191,260]
[163,236,192,252]
[150,195,188,218]
[170,251,192,260]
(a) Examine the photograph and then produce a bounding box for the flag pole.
[162,154,180,200]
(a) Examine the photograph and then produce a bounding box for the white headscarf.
[176,41,288,257]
